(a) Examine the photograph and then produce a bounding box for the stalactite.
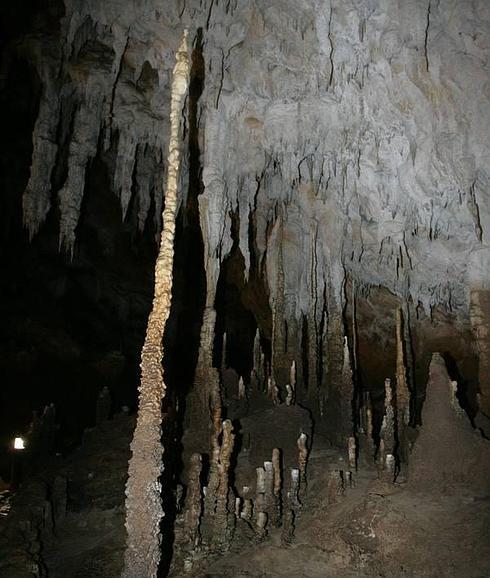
[319,289,329,418]
[114,131,138,220]
[307,228,320,407]
[251,329,261,390]
[122,31,189,578]
[59,101,102,253]
[339,336,354,443]
[23,84,60,238]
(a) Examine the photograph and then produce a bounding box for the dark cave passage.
[0,46,160,479]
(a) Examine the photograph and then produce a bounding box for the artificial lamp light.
[13,437,25,450]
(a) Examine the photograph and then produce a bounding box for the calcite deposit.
[1,0,489,576]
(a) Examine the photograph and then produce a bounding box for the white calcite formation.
[21,0,489,307]
[17,0,490,400]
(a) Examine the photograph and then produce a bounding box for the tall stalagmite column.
[122,31,190,578]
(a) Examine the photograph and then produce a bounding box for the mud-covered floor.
[190,443,490,578]
[2,420,489,577]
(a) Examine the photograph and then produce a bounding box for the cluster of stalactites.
[21,3,188,253]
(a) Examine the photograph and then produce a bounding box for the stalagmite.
[214,419,235,550]
[240,487,253,522]
[259,353,266,390]
[281,468,301,546]
[377,439,386,474]
[385,454,396,477]
[470,290,490,417]
[381,378,395,457]
[96,386,111,424]
[28,403,56,459]
[285,361,296,405]
[122,31,189,578]
[221,332,227,373]
[52,475,67,525]
[449,381,466,419]
[395,308,410,425]
[255,512,268,540]
[263,461,275,525]
[238,376,246,400]
[409,353,490,491]
[268,377,280,405]
[190,305,222,447]
[297,433,309,497]
[323,286,345,423]
[327,470,344,504]
[290,361,297,390]
[202,404,223,541]
[348,436,357,470]
[254,466,268,539]
[182,453,203,551]
[272,448,282,526]
[364,405,375,462]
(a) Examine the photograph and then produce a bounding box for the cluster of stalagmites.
[169,328,320,573]
[172,394,312,574]
[170,303,490,575]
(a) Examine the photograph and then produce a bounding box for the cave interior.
[0,1,489,577]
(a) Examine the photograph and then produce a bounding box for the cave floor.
[177,437,490,578]
[3,414,489,578]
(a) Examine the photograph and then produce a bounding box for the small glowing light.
[13,437,25,450]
